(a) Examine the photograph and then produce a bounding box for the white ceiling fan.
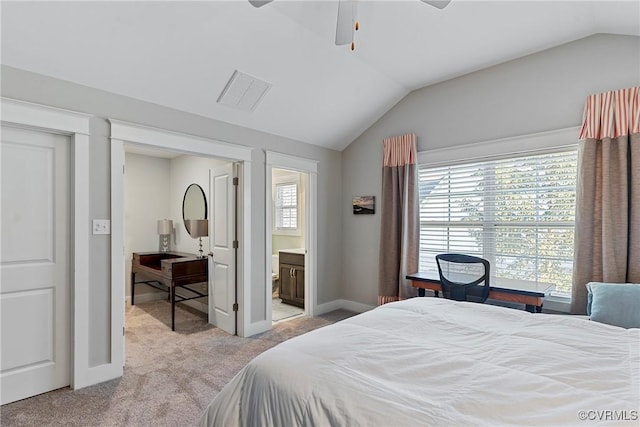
[249,0,452,50]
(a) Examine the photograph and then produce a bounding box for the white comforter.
[199,298,640,426]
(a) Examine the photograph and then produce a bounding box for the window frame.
[417,127,580,308]
[272,172,301,236]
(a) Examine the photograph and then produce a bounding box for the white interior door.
[208,163,236,334]
[1,126,70,404]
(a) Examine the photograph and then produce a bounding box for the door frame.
[0,98,93,388]
[265,151,318,322]
[110,120,253,356]
[207,162,239,335]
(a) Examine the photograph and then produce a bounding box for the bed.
[198,298,640,426]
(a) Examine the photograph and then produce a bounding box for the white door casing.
[0,126,70,404]
[265,151,318,327]
[110,119,254,340]
[1,98,97,391]
[208,163,237,335]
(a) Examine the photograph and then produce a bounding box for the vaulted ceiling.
[2,1,638,150]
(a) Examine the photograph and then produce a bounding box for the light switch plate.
[93,219,111,235]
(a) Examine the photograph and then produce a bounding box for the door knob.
[208,252,214,257]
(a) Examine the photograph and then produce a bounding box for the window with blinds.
[418,149,577,294]
[275,182,298,230]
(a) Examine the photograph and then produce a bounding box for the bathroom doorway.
[270,168,305,322]
[264,150,318,329]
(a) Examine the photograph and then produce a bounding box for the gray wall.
[169,155,227,255]
[3,33,638,365]
[1,66,343,366]
[341,34,640,307]
[124,153,172,298]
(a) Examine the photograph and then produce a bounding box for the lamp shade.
[187,219,208,238]
[157,219,173,235]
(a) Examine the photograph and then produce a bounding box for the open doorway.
[112,120,254,374]
[270,168,306,322]
[265,151,318,329]
[123,146,222,326]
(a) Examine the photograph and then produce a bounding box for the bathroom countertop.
[279,248,305,254]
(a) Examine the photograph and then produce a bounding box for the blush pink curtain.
[571,87,640,314]
[378,134,419,305]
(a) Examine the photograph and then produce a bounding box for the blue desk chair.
[435,254,490,303]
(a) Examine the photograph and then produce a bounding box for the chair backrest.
[435,253,490,303]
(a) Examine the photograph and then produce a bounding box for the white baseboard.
[339,299,375,313]
[315,299,375,315]
[123,296,371,338]
[314,300,343,315]
[125,293,207,313]
[243,319,272,338]
[181,299,207,313]
[74,363,123,390]
[244,299,374,338]
[125,292,165,305]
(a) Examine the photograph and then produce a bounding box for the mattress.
[198,298,640,426]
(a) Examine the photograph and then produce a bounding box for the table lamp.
[157,219,173,252]
[187,219,208,258]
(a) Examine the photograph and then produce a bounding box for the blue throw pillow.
[585,282,640,328]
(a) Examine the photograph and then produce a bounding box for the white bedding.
[198,298,640,426]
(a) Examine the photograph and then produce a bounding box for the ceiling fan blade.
[335,0,356,46]
[249,0,273,7]
[421,0,452,9]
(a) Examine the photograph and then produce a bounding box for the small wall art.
[353,196,375,215]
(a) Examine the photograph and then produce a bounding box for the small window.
[275,182,298,231]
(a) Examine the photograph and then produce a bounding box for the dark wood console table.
[131,251,208,331]
[407,271,553,313]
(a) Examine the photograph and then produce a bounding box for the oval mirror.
[182,183,207,235]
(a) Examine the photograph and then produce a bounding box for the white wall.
[1,65,343,365]
[170,155,229,313]
[170,155,227,255]
[341,34,640,307]
[124,153,171,298]
[124,152,225,304]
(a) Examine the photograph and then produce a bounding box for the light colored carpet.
[0,300,356,426]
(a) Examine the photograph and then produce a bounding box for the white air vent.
[217,70,271,112]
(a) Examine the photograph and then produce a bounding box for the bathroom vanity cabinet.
[278,251,305,308]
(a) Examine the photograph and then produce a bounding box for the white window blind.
[418,149,577,294]
[275,183,298,230]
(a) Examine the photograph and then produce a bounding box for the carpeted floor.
[0,300,356,427]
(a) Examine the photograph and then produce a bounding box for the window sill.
[273,229,302,237]
[543,294,571,313]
